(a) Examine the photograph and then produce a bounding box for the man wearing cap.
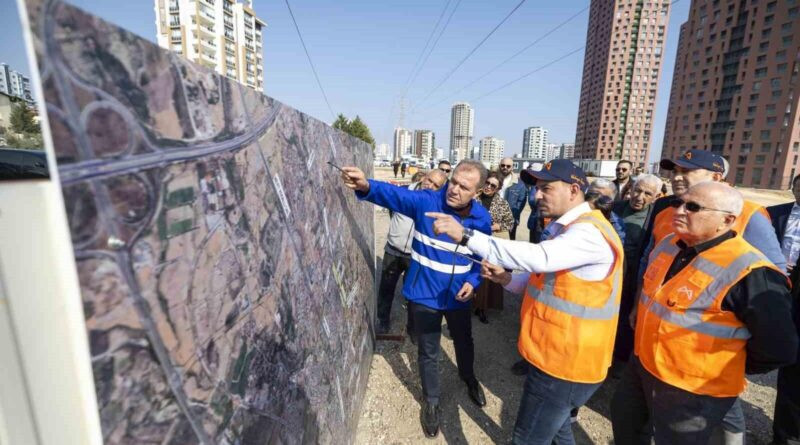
[427,159,624,444]
[632,149,786,443]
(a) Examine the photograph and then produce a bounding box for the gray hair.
[688,182,744,217]
[634,173,663,192]
[426,169,447,185]
[455,159,489,189]
[589,178,617,194]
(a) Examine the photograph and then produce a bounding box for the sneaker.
[570,408,579,423]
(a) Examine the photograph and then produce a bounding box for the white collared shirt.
[466,202,616,294]
[782,203,800,267]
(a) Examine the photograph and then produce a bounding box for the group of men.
[339,148,800,444]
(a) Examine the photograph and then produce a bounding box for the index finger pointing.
[424,212,450,219]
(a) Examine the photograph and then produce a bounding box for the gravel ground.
[355,170,782,444]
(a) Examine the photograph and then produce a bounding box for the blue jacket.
[357,180,492,310]
[526,186,539,230]
[504,181,529,224]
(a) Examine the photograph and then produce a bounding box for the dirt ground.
[354,167,791,444]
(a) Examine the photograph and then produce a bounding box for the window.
[761,142,772,152]
[753,168,763,184]
[755,68,768,78]
[771,78,781,90]
[761,130,771,139]
[753,81,762,91]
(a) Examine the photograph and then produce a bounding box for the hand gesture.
[425,212,465,243]
[340,167,370,193]
[455,282,474,302]
[481,260,511,286]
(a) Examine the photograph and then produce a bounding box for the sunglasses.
[616,168,629,172]
[500,164,512,168]
[439,167,452,173]
[485,182,499,189]
[669,198,733,215]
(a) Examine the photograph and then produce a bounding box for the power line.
[469,46,585,103]
[411,0,528,110]
[412,4,589,115]
[405,0,463,94]
[283,0,336,120]
[401,0,454,94]
[415,0,679,119]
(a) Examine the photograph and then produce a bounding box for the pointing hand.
[340,167,370,193]
[425,212,464,244]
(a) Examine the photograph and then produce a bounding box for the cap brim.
[520,169,537,185]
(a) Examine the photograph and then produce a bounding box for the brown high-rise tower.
[574,1,672,166]
[661,1,800,189]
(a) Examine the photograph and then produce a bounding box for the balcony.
[169,4,179,12]
[200,51,216,64]
[198,24,215,36]
[197,8,215,24]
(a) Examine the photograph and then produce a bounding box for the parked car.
[0,148,49,180]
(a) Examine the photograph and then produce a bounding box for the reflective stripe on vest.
[638,292,751,340]
[635,235,780,397]
[519,210,624,384]
[528,214,621,320]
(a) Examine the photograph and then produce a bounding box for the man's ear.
[723,213,737,228]
[711,171,724,182]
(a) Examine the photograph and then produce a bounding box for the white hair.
[688,182,744,216]
[634,173,663,192]
[589,178,617,194]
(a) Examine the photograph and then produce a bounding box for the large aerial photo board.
[22,0,376,442]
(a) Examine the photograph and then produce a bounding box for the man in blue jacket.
[340,160,493,439]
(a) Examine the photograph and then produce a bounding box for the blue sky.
[2,0,690,163]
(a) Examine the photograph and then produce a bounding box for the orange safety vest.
[652,198,768,245]
[635,234,783,397]
[519,209,624,383]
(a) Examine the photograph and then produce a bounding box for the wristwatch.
[459,227,474,246]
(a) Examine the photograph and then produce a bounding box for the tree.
[332,114,350,132]
[331,113,375,149]
[10,103,39,134]
[348,116,375,148]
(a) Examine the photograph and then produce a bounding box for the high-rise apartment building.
[393,127,413,159]
[375,143,391,159]
[414,130,435,160]
[450,102,474,163]
[559,143,576,159]
[155,0,266,91]
[661,1,800,189]
[522,126,548,159]
[573,0,672,165]
[0,64,33,105]
[479,137,505,167]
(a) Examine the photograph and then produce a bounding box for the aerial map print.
[24,0,375,443]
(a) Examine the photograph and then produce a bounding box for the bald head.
[421,169,447,191]
[499,157,514,175]
[689,182,743,216]
[672,182,743,245]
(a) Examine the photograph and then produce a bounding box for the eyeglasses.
[485,182,499,189]
[439,167,452,173]
[669,198,734,215]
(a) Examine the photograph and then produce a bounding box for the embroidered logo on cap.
[684,151,693,160]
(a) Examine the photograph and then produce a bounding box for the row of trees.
[3,103,42,149]
[332,113,375,149]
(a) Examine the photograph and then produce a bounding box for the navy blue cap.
[521,159,588,190]
[660,149,724,173]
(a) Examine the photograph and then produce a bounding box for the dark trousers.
[377,251,412,332]
[510,222,518,240]
[410,301,475,404]
[512,363,601,445]
[774,362,800,443]
[611,356,737,444]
